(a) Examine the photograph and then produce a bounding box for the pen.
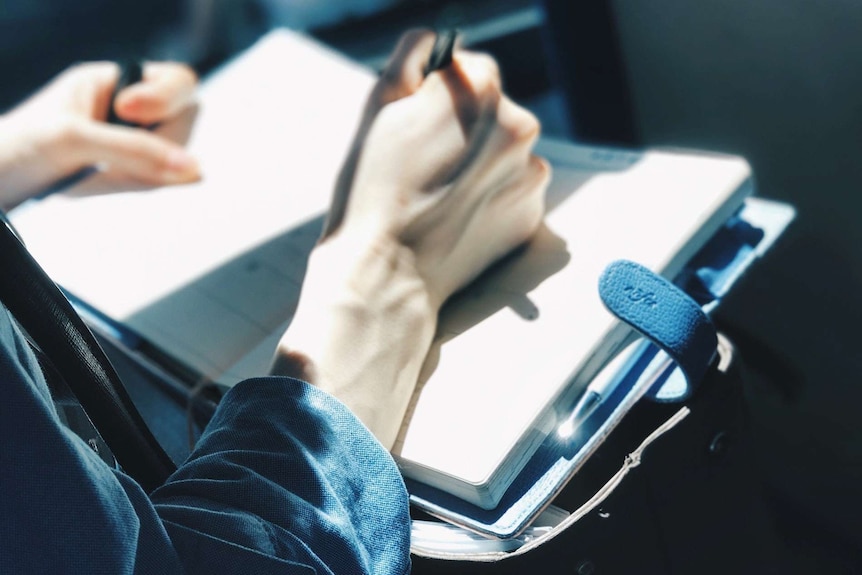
[423,29,459,77]
[557,341,680,438]
[106,60,144,127]
[34,60,145,198]
[557,332,647,438]
[557,385,605,439]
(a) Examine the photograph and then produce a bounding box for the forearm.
[273,231,438,449]
[3,294,410,574]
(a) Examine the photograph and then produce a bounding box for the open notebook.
[9,29,753,509]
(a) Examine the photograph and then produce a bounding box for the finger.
[448,51,502,96]
[466,92,542,174]
[428,50,540,191]
[113,62,198,125]
[434,50,502,138]
[411,51,509,189]
[436,155,548,296]
[496,95,541,150]
[374,29,438,106]
[485,155,549,249]
[460,95,542,190]
[66,121,200,185]
[491,155,552,210]
[447,140,548,239]
[323,31,437,238]
[53,62,120,121]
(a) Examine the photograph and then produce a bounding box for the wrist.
[0,113,71,209]
[272,230,438,448]
[0,115,36,209]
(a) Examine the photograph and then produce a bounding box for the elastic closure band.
[599,260,717,401]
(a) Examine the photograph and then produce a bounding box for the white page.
[12,30,373,382]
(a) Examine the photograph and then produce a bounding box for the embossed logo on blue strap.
[599,260,717,401]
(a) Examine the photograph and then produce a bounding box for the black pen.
[35,60,145,198]
[423,30,459,77]
[106,60,144,127]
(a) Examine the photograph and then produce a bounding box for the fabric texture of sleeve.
[152,377,413,574]
[0,305,412,574]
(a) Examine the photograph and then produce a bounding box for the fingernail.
[167,148,198,172]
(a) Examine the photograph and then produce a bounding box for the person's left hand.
[0,61,200,209]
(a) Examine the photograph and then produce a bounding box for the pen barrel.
[558,391,602,438]
[570,390,602,423]
[423,30,458,77]
[106,60,144,126]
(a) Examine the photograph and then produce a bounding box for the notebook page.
[11,30,374,382]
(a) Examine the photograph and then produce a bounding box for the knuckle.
[460,53,502,98]
[525,158,551,213]
[533,156,552,187]
[498,100,541,144]
[520,110,542,142]
[521,180,547,231]
[472,53,501,83]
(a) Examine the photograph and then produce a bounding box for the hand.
[273,30,550,449]
[0,61,200,209]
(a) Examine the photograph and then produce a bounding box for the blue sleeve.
[152,378,413,574]
[0,306,412,574]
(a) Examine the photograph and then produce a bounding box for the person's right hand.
[327,29,550,308]
[273,30,550,449]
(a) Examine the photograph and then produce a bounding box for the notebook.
[9,29,753,509]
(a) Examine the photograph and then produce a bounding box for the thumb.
[321,29,438,238]
[113,62,198,126]
[66,121,200,186]
[372,29,438,110]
